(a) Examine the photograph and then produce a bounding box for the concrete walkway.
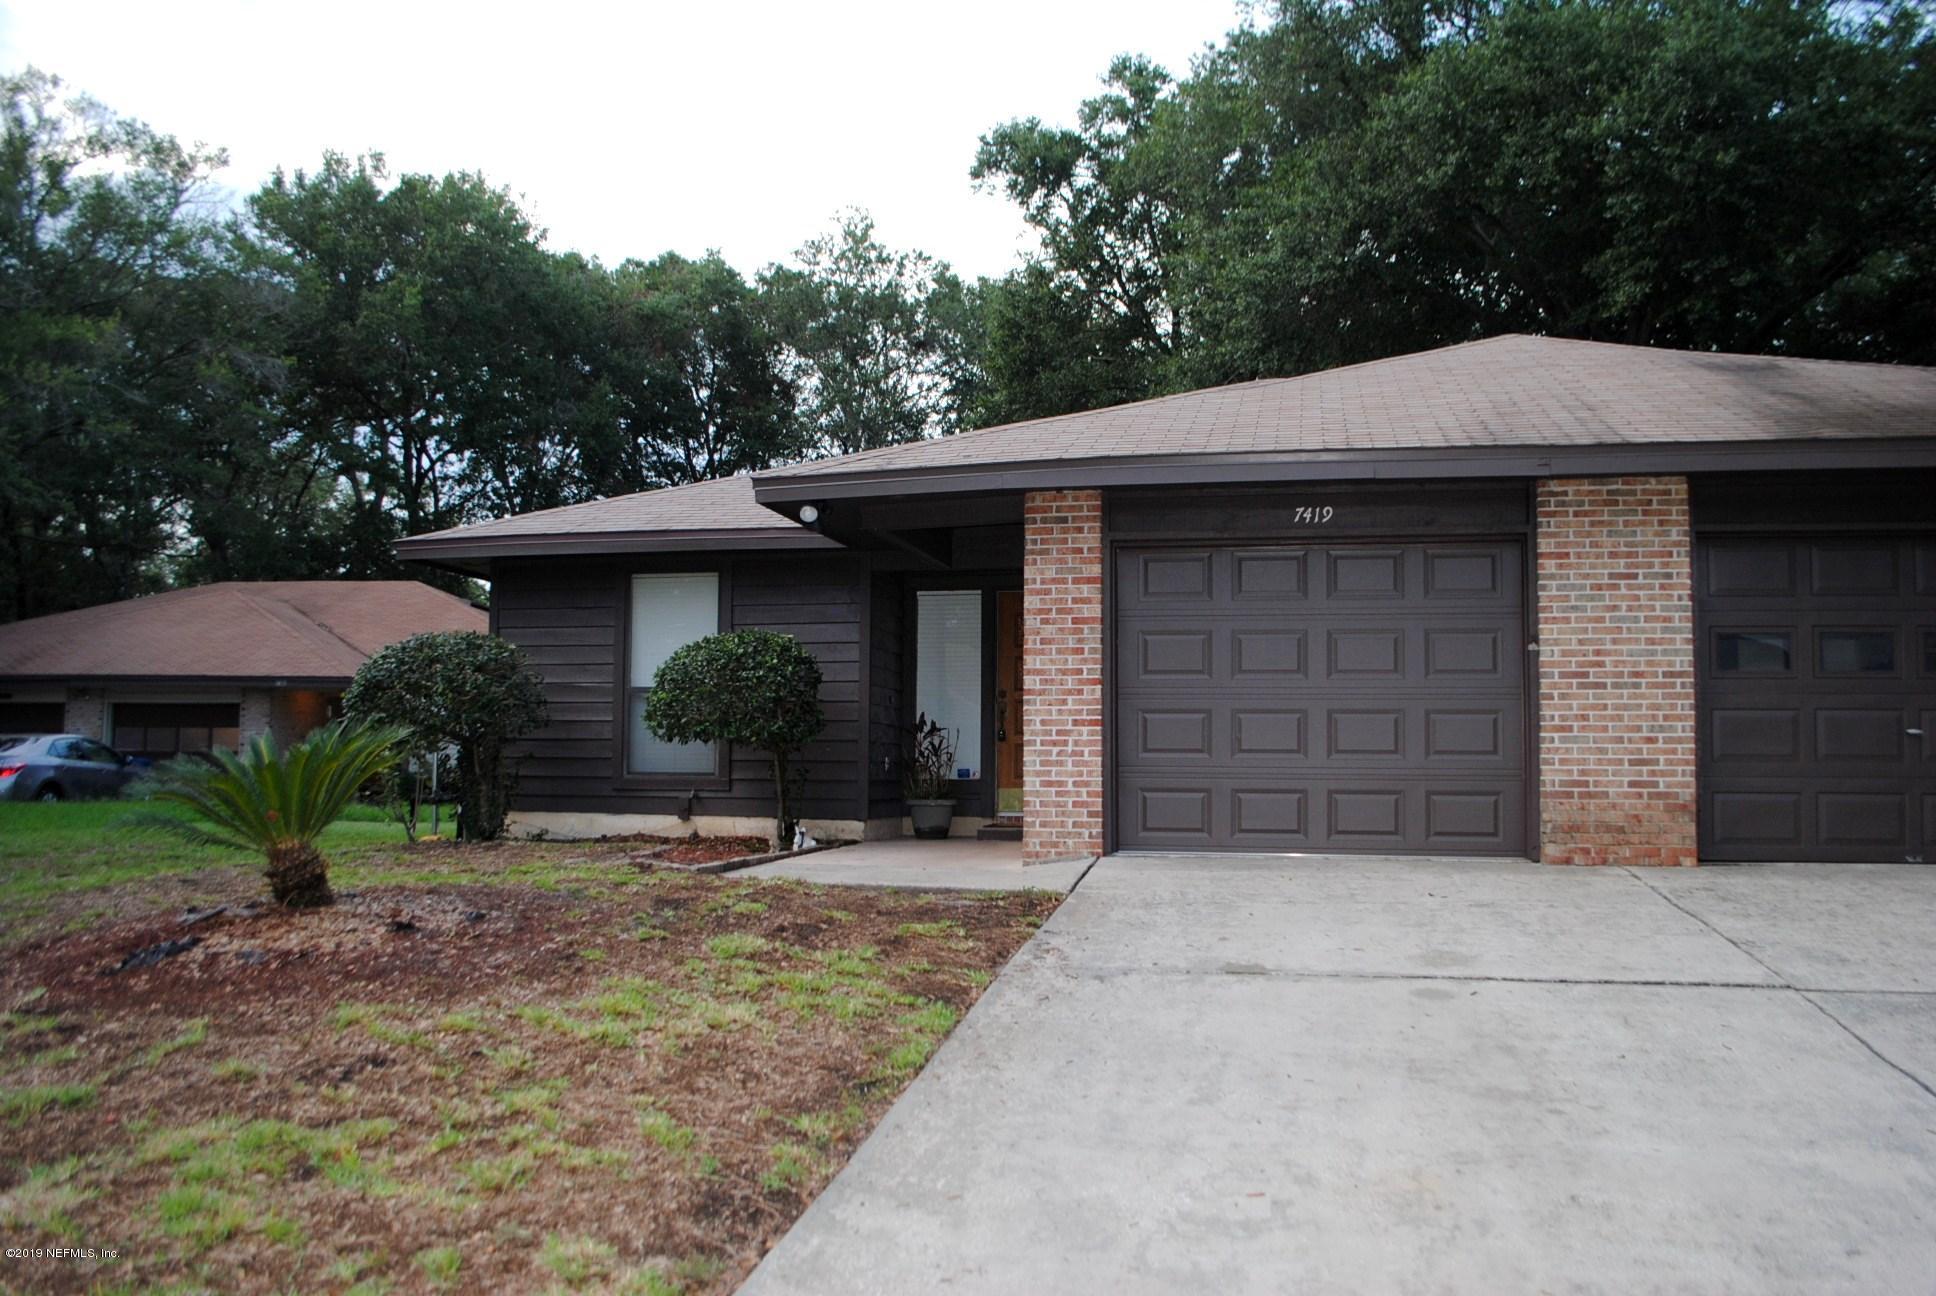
[742,855,1936,1295]
[738,838,1090,893]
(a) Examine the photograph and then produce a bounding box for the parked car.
[0,734,151,801]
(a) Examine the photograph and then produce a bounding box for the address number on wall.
[1290,506,1337,524]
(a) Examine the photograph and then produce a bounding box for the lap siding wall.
[492,555,868,825]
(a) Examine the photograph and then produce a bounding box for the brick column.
[1536,477,1698,866]
[1023,489,1105,864]
[239,688,275,747]
[62,689,106,741]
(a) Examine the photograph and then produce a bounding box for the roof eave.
[393,526,843,565]
[751,437,1936,504]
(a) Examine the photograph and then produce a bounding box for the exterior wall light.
[797,504,821,525]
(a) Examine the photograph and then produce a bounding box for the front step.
[976,818,1023,842]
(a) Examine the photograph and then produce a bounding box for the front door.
[996,590,1024,816]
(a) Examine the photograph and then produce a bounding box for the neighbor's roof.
[751,334,1936,499]
[0,581,487,684]
[393,474,837,567]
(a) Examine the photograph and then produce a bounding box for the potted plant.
[903,712,958,840]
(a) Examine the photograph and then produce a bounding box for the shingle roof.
[390,336,1936,558]
[0,581,487,683]
[398,474,803,546]
[757,334,1936,482]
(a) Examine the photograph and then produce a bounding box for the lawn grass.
[0,821,1059,1293]
[0,801,410,916]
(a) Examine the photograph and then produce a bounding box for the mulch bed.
[0,840,1057,1294]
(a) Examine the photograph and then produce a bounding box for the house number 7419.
[1291,506,1336,523]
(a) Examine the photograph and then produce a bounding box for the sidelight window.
[915,590,983,781]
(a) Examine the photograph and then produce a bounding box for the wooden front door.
[995,590,1024,814]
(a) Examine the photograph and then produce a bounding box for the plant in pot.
[903,712,958,840]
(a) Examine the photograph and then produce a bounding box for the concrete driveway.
[743,855,1936,1295]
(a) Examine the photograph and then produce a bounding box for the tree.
[582,252,801,494]
[759,211,979,455]
[970,0,1936,412]
[643,630,824,845]
[137,719,409,908]
[972,55,1187,417]
[241,154,612,573]
[0,69,262,621]
[342,631,549,842]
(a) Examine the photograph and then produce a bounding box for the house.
[0,581,486,759]
[396,335,1936,866]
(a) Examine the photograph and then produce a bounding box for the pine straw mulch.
[0,839,1059,1294]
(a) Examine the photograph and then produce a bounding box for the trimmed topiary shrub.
[643,629,824,845]
[344,630,548,841]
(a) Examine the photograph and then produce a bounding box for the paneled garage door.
[1114,542,1528,854]
[1696,536,1936,862]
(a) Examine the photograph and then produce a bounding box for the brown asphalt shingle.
[759,334,1936,480]
[397,474,804,545]
[0,582,487,682]
[390,336,1935,550]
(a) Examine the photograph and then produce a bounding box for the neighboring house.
[0,581,486,760]
[396,336,1936,866]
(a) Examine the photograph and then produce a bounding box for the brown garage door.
[1696,536,1936,863]
[1115,542,1528,854]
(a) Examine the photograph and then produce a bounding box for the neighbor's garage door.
[1115,543,1528,854]
[1696,536,1936,862]
[0,701,65,733]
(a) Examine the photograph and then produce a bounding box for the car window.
[48,738,81,759]
[79,741,123,765]
[0,735,30,753]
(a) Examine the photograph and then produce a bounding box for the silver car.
[0,734,150,801]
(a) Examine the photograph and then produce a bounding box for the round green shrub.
[344,629,547,841]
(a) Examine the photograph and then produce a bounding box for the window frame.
[1711,627,1796,676]
[1813,626,1900,678]
[613,563,733,791]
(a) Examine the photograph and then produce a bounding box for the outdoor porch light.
[797,503,821,525]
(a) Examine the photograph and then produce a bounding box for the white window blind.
[628,572,720,775]
[915,590,982,781]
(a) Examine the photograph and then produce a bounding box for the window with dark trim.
[1817,629,1896,675]
[1715,631,1791,673]
[626,573,721,775]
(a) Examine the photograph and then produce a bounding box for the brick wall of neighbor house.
[239,688,275,745]
[1022,490,1105,864]
[1536,476,1699,866]
[62,689,105,741]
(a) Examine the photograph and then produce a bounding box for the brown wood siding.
[492,554,869,823]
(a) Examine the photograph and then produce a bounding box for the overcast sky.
[0,0,1245,281]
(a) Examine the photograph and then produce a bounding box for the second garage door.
[1115,542,1528,855]
[1696,535,1935,862]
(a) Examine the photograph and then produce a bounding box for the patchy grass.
[0,830,1058,1293]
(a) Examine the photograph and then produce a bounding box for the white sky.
[0,0,1246,281]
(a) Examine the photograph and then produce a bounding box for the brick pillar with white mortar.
[1535,476,1699,866]
[1022,489,1105,864]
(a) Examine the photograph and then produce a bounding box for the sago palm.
[138,719,410,908]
